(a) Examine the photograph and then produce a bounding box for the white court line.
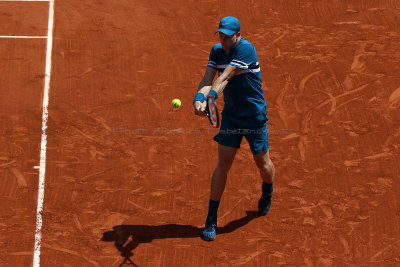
[33,0,54,266]
[0,36,47,38]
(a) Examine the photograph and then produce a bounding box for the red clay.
[1,0,399,266]
[0,39,46,266]
[0,2,49,36]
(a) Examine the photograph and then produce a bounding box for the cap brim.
[215,28,236,36]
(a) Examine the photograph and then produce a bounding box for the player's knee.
[259,159,274,177]
[216,159,233,173]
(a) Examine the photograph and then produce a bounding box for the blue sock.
[262,182,273,197]
[206,199,220,225]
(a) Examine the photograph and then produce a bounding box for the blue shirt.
[207,38,267,125]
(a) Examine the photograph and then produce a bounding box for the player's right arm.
[194,67,217,116]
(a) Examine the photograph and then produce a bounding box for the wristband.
[207,89,218,99]
[193,92,205,104]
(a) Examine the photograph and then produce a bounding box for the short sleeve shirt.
[207,38,267,121]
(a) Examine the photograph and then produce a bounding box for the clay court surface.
[1,0,400,266]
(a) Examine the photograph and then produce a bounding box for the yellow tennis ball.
[172,99,181,108]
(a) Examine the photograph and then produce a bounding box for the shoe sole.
[201,235,215,241]
[201,230,216,241]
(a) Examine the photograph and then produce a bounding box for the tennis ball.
[172,99,181,108]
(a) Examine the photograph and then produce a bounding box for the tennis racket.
[205,96,220,128]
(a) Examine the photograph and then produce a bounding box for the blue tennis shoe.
[258,195,272,216]
[202,217,217,241]
[258,182,273,216]
[202,223,216,241]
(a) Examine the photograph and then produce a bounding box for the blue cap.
[215,16,240,36]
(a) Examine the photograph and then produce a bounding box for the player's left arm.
[208,65,242,97]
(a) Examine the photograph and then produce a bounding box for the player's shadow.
[101,211,259,266]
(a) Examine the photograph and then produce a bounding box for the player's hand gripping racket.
[205,96,220,128]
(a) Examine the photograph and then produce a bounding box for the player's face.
[219,32,239,51]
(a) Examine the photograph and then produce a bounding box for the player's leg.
[203,144,238,241]
[253,150,275,184]
[210,143,238,201]
[245,123,275,216]
[253,150,275,216]
[203,117,242,241]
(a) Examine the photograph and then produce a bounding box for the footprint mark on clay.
[350,54,367,73]
[389,87,400,109]
[11,167,27,187]
[368,178,393,195]
[339,235,350,255]
[320,205,333,220]
[148,144,158,162]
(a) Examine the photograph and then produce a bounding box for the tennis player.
[193,16,275,241]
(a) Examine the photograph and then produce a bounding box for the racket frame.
[205,96,220,128]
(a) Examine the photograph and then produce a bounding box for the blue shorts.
[213,114,269,155]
